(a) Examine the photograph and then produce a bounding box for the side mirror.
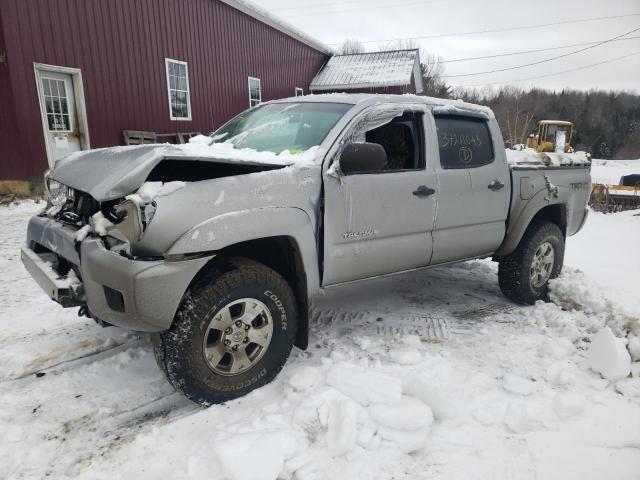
[339,142,387,175]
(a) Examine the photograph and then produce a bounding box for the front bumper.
[20,246,84,307]
[23,214,213,332]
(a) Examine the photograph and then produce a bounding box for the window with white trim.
[42,77,72,131]
[165,59,191,120]
[295,87,304,97]
[248,77,261,108]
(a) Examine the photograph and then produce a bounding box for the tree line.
[454,87,640,159]
[337,39,640,159]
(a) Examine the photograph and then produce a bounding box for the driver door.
[322,106,437,286]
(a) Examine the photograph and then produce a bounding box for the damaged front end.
[24,143,306,332]
[24,173,208,332]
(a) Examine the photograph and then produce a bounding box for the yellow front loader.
[526,120,574,153]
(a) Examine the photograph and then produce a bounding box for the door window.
[435,116,493,169]
[42,78,71,132]
[363,112,424,171]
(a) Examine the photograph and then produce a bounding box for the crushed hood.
[49,144,321,201]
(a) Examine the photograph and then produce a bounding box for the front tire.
[154,257,298,405]
[498,220,565,305]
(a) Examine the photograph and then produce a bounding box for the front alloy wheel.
[153,258,298,405]
[203,298,274,375]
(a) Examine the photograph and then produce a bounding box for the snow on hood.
[49,143,324,202]
[506,148,591,167]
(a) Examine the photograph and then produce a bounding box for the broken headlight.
[44,173,74,207]
[112,198,157,243]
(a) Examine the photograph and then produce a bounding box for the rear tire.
[498,220,564,305]
[153,257,298,405]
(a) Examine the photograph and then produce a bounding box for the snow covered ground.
[1,200,639,480]
[591,159,640,185]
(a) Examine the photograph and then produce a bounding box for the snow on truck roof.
[310,49,424,93]
[268,93,494,118]
[538,120,574,125]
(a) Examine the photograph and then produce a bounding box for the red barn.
[0,0,330,192]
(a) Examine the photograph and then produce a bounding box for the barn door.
[35,66,89,165]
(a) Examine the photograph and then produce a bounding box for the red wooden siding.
[0,0,328,181]
[0,8,23,180]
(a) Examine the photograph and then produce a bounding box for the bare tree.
[496,87,536,147]
[420,52,449,97]
[378,39,450,98]
[337,38,365,55]
[377,38,421,52]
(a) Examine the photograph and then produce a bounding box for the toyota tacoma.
[22,94,591,404]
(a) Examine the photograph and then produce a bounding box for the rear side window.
[435,116,494,169]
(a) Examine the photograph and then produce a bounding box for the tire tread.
[153,257,297,405]
[498,220,564,305]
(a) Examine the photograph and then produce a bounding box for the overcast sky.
[251,0,640,93]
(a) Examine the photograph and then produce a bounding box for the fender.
[495,188,570,257]
[166,207,320,297]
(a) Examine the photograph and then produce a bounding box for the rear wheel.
[498,220,564,305]
[153,258,298,405]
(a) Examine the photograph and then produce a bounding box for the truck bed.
[495,149,591,256]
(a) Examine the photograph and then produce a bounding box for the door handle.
[412,185,436,197]
[488,180,505,191]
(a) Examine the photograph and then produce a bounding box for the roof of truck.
[268,93,495,118]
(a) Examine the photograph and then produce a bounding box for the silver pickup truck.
[22,94,591,404]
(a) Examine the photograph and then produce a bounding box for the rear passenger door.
[431,114,509,264]
[322,106,437,285]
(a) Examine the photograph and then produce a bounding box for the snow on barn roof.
[309,49,424,93]
[220,0,332,54]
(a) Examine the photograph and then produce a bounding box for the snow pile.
[326,362,402,405]
[210,430,306,480]
[126,181,186,205]
[504,266,638,377]
[75,211,115,241]
[178,142,325,167]
[432,102,492,120]
[549,268,639,339]
[502,373,537,396]
[506,148,591,167]
[552,393,585,419]
[114,357,439,480]
[188,134,212,145]
[587,327,631,380]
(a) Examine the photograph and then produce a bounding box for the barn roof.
[309,49,424,93]
[221,0,332,54]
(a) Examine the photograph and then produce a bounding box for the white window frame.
[165,58,192,121]
[248,76,262,108]
[295,87,304,97]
